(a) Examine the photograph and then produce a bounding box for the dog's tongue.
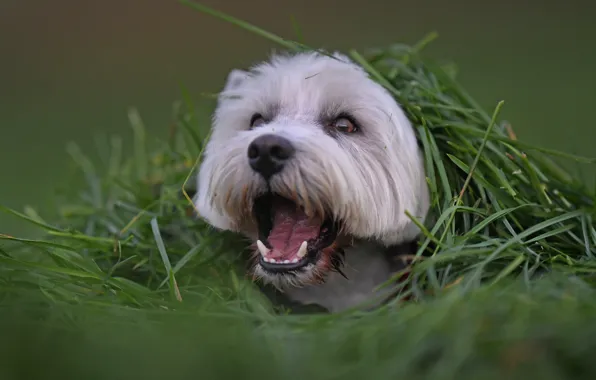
[267,199,321,260]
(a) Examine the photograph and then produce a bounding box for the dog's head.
[195,51,429,289]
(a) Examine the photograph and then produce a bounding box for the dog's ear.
[223,69,250,91]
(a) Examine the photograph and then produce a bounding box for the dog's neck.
[266,239,415,313]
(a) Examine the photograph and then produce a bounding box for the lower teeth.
[256,240,309,264]
[297,241,308,258]
[264,257,302,264]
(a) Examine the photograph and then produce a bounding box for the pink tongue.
[266,199,321,260]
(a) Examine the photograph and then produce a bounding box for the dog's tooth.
[256,240,270,257]
[283,260,290,264]
[291,258,298,264]
[297,241,308,258]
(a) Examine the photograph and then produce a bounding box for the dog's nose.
[247,134,295,179]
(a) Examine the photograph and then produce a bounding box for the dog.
[194,51,430,312]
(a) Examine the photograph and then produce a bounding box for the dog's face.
[195,52,429,289]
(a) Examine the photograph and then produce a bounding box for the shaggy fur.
[195,51,430,312]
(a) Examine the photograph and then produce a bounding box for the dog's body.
[195,51,430,312]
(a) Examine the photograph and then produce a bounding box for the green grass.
[2,2,596,379]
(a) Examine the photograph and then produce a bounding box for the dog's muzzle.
[247,134,295,180]
[244,134,343,277]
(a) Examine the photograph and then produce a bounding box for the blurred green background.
[1,0,594,236]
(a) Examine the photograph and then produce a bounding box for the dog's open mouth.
[252,193,339,273]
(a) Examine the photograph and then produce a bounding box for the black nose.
[247,134,295,179]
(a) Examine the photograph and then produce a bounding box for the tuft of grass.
[178,2,596,303]
[0,2,596,379]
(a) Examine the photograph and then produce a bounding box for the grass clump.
[1,2,596,379]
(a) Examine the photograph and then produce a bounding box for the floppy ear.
[222,69,250,91]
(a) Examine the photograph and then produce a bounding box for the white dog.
[195,51,430,312]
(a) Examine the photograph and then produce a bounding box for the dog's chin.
[248,193,345,289]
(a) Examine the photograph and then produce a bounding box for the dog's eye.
[250,113,266,128]
[329,116,358,133]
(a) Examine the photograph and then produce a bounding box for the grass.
[2,1,596,379]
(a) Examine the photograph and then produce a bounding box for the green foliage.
[2,276,596,380]
[1,2,596,379]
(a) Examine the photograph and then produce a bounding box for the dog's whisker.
[223,187,234,210]
[291,172,309,216]
[241,184,250,207]
[314,197,326,222]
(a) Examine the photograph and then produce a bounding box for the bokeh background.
[1,0,594,236]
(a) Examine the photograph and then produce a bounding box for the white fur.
[282,241,402,313]
[195,51,430,312]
